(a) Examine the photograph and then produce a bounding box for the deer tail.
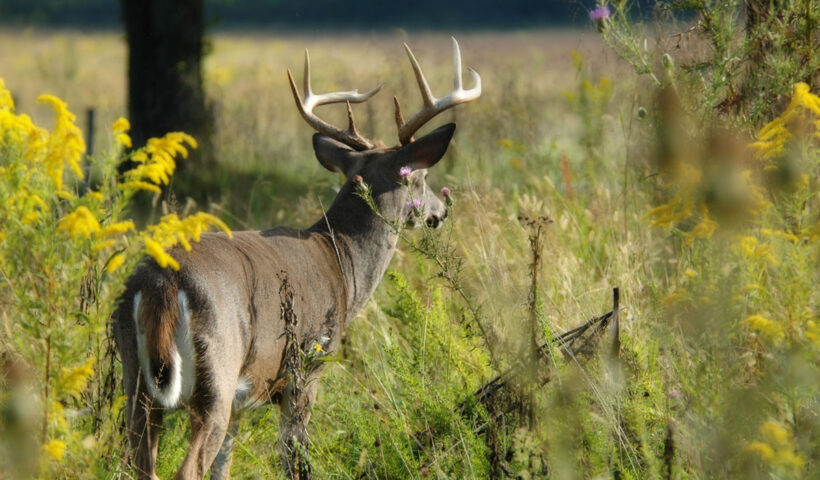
[133,283,194,408]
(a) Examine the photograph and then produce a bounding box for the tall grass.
[1,19,818,479]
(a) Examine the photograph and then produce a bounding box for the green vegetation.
[2,2,820,477]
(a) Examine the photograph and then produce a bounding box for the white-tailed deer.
[113,38,480,480]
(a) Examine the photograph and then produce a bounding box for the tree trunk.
[120,0,212,198]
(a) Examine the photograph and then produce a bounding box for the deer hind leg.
[124,370,164,480]
[209,375,253,480]
[209,412,241,480]
[278,379,319,479]
[173,390,234,480]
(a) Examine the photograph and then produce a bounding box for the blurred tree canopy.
[0,0,626,28]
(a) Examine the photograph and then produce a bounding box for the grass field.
[1,23,819,479]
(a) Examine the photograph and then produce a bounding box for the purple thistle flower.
[440,187,451,197]
[399,166,413,178]
[407,198,422,209]
[589,6,611,22]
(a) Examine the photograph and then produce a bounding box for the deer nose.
[426,209,447,229]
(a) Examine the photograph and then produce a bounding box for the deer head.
[288,37,481,231]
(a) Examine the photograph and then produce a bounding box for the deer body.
[114,38,479,480]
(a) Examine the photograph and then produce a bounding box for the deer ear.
[313,134,358,175]
[398,123,456,169]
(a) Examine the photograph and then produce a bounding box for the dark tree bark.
[120,0,212,189]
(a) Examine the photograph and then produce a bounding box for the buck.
[113,38,481,480]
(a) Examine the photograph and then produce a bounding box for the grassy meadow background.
[1,11,819,479]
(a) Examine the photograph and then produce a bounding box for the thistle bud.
[407,198,422,212]
[441,186,453,206]
[589,6,611,32]
[352,175,368,194]
[399,166,412,185]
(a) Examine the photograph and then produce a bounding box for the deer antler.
[287,49,383,151]
[395,37,481,145]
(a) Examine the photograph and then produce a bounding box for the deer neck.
[308,187,400,317]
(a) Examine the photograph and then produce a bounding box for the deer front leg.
[124,371,164,480]
[278,379,319,479]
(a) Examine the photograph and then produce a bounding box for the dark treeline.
[0,0,656,29]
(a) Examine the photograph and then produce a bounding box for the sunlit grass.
[2,25,818,479]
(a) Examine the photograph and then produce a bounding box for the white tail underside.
[133,290,196,408]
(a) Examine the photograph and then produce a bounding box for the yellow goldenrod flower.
[58,356,95,398]
[119,180,162,193]
[8,189,49,225]
[685,206,718,245]
[37,94,86,189]
[0,77,14,110]
[773,449,805,470]
[116,133,132,148]
[42,439,67,461]
[57,206,101,239]
[745,441,775,461]
[646,164,701,229]
[806,321,820,347]
[761,228,799,243]
[0,86,49,161]
[92,240,116,252]
[754,242,778,265]
[113,117,133,148]
[121,131,197,192]
[101,220,135,237]
[745,315,783,341]
[739,236,758,255]
[747,421,805,471]
[107,253,125,273]
[144,236,180,270]
[112,116,130,134]
[752,83,820,161]
[141,212,231,271]
[85,191,104,201]
[760,421,790,446]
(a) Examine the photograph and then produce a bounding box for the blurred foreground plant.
[0,77,229,478]
[642,80,820,478]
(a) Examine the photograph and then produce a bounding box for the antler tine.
[303,49,312,97]
[288,49,383,151]
[393,96,405,132]
[346,100,358,135]
[452,37,462,91]
[403,43,435,107]
[396,37,482,146]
